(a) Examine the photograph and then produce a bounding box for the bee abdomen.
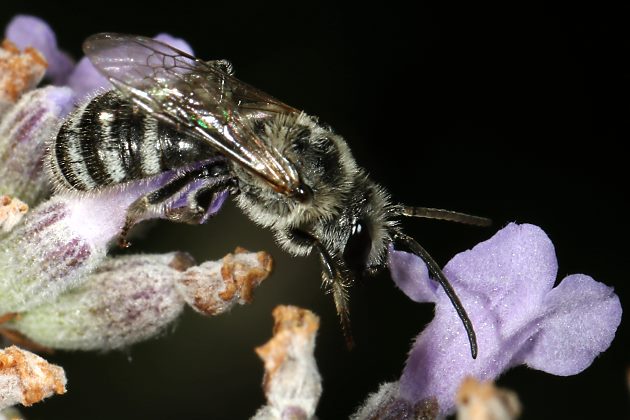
[51,91,213,192]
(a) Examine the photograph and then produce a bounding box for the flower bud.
[0,197,108,313]
[8,249,272,351]
[8,253,191,350]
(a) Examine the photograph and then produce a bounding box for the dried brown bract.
[456,377,521,420]
[0,196,28,233]
[0,40,47,107]
[252,306,322,420]
[0,346,66,410]
[177,248,272,316]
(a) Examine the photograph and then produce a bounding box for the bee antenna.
[393,232,478,359]
[401,206,492,227]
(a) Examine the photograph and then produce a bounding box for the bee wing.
[83,33,303,196]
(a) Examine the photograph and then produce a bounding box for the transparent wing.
[83,33,303,197]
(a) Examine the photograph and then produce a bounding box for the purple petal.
[65,56,111,101]
[388,245,437,303]
[443,223,558,335]
[397,223,569,416]
[521,273,622,375]
[398,290,519,416]
[5,15,74,85]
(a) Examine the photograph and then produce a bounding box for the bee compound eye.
[343,219,372,275]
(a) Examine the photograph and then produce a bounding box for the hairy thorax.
[234,113,358,231]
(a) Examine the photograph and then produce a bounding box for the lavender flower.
[357,223,622,417]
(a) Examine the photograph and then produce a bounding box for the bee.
[50,34,490,357]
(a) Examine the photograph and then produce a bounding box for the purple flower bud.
[384,223,622,416]
[0,197,107,313]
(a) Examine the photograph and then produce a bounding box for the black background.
[1,3,628,419]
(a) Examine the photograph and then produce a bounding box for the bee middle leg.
[119,161,236,247]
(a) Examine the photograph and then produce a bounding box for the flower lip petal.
[522,273,622,376]
[388,244,437,303]
[443,223,558,334]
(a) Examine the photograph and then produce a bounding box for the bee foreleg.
[288,228,354,348]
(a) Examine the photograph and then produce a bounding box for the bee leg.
[118,161,234,247]
[288,228,354,348]
[118,195,150,248]
[182,177,238,224]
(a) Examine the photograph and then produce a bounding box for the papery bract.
[5,15,74,85]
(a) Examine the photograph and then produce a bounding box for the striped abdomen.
[51,91,218,191]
